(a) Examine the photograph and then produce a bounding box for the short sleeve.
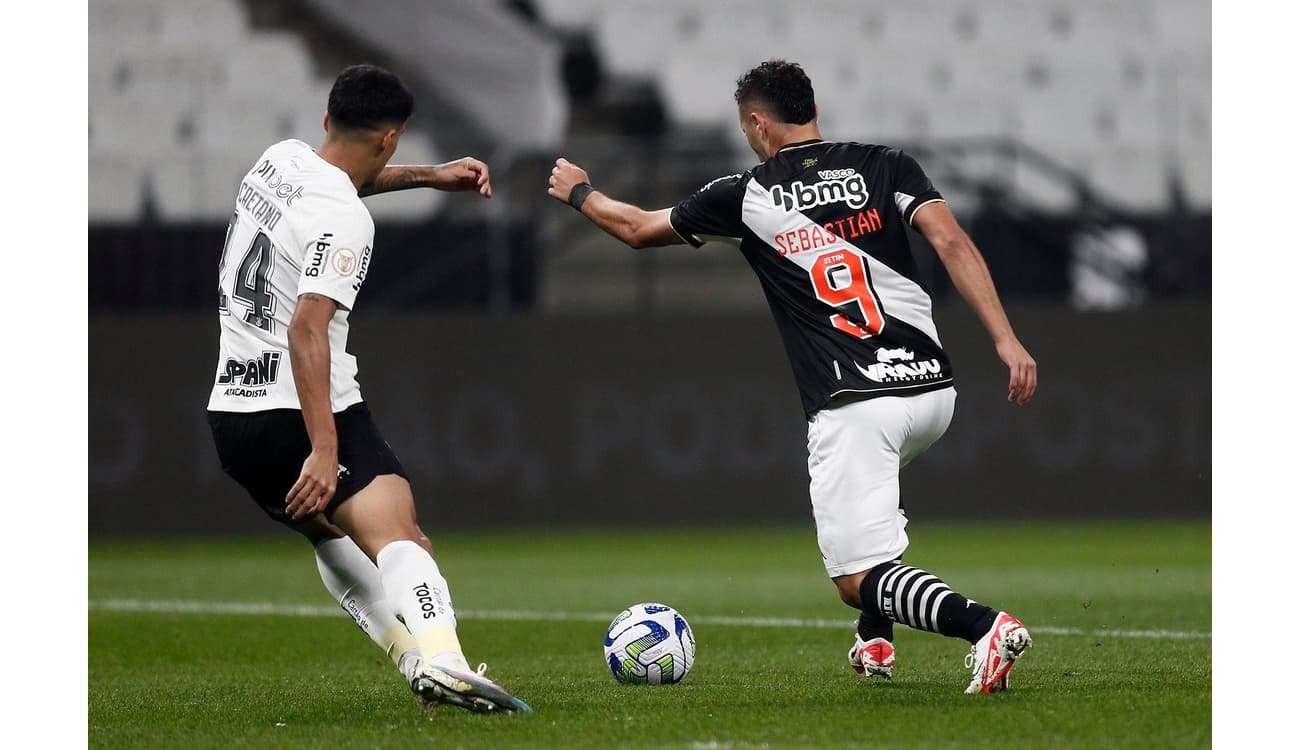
[669,173,748,247]
[297,214,374,311]
[889,150,945,225]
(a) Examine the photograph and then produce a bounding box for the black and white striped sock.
[856,607,894,643]
[859,562,998,644]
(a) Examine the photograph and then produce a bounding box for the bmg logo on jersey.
[351,246,373,292]
[218,351,282,395]
[305,233,334,277]
[770,171,869,212]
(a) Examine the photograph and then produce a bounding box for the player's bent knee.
[329,474,427,559]
[292,514,346,546]
[833,571,869,608]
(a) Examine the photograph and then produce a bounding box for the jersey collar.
[775,139,828,155]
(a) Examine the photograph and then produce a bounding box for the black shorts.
[207,401,408,524]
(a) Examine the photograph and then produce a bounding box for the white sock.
[376,540,466,669]
[315,536,418,667]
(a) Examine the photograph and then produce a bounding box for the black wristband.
[568,182,595,211]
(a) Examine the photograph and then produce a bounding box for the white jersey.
[207,139,375,413]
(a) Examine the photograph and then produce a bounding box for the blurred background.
[88,0,1211,537]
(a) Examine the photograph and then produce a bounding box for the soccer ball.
[603,603,696,685]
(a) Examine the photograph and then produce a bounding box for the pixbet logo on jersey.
[769,171,869,212]
[252,159,305,205]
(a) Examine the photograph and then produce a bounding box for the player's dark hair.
[734,60,816,125]
[327,64,414,131]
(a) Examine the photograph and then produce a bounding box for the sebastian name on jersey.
[669,140,953,416]
[208,139,375,413]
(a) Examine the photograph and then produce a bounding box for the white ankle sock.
[315,536,418,666]
[376,540,465,665]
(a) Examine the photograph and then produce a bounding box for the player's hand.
[285,447,338,520]
[547,158,591,203]
[996,337,1037,405]
[436,157,492,197]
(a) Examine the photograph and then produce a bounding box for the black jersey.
[670,140,953,416]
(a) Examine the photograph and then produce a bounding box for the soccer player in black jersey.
[547,60,1038,693]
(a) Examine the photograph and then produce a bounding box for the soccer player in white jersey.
[207,64,529,713]
[546,60,1038,694]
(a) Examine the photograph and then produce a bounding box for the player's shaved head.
[327,64,414,135]
[734,60,817,125]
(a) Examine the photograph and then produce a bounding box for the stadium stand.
[533,0,1210,214]
[524,0,1210,312]
[88,0,443,222]
[88,0,1209,312]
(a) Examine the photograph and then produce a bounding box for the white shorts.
[806,387,956,578]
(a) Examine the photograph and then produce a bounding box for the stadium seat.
[194,97,300,153]
[1016,93,1163,163]
[222,33,318,99]
[90,0,247,52]
[1004,156,1084,214]
[1164,48,1210,212]
[1150,0,1212,54]
[1082,146,1174,212]
[592,1,687,78]
[89,101,188,157]
[149,150,206,221]
[1173,145,1211,210]
[974,0,1156,52]
[929,52,1039,102]
[161,0,248,48]
[531,0,610,32]
[926,97,1019,141]
[88,0,167,40]
[100,44,228,111]
[1168,51,1211,146]
[660,53,747,127]
[145,148,253,223]
[88,153,147,222]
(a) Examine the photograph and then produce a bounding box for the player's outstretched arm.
[358,157,492,198]
[912,201,1037,405]
[547,158,682,249]
[285,292,341,520]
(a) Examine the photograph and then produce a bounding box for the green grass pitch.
[89,521,1210,749]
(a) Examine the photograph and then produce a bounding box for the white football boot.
[847,636,895,679]
[400,650,532,713]
[964,612,1032,694]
